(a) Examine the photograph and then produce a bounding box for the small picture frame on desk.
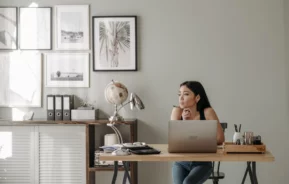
[92,16,137,71]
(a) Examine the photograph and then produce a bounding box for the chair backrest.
[210,122,228,181]
[220,122,227,133]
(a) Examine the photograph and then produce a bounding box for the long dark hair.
[180,81,211,111]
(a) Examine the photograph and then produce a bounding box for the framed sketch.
[92,16,137,71]
[0,52,42,107]
[19,7,52,50]
[0,7,17,50]
[55,5,89,50]
[44,53,89,87]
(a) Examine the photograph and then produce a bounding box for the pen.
[234,124,238,132]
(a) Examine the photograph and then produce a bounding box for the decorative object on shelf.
[0,52,42,107]
[23,111,34,120]
[54,5,90,50]
[71,96,96,120]
[104,80,145,122]
[71,109,96,120]
[78,96,95,109]
[44,53,90,87]
[104,133,118,146]
[19,7,52,50]
[0,7,18,50]
[92,16,137,71]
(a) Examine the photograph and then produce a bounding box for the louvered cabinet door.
[36,125,86,184]
[0,126,35,184]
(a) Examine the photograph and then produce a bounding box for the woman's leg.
[172,162,190,184]
[183,162,213,184]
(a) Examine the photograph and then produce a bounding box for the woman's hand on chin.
[182,108,192,120]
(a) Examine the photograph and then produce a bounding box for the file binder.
[55,95,63,120]
[63,95,74,120]
[47,95,55,120]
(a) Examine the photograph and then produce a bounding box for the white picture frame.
[55,5,89,50]
[44,53,89,87]
[19,7,52,50]
[0,52,42,107]
[0,7,18,50]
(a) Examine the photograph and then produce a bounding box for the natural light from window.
[29,2,39,7]
[0,2,39,161]
[12,108,26,121]
[1,1,41,114]
[0,132,12,159]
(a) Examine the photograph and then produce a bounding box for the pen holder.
[233,132,242,144]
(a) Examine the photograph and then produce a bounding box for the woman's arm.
[204,108,225,145]
[170,106,183,120]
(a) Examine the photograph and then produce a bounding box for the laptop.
[168,120,217,153]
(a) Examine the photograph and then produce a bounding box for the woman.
[171,81,224,184]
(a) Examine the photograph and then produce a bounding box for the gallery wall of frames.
[0,5,137,107]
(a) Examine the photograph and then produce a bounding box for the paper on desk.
[99,144,123,151]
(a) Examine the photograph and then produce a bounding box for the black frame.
[0,6,18,50]
[19,7,52,50]
[92,16,137,71]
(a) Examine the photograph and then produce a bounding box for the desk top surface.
[98,144,275,162]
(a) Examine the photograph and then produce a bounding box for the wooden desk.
[98,144,275,184]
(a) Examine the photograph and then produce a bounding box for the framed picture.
[0,52,42,107]
[92,16,137,71]
[19,7,52,50]
[44,53,89,87]
[55,5,89,50]
[0,7,17,50]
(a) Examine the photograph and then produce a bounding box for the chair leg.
[212,179,219,184]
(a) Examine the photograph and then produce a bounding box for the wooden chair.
[209,122,227,184]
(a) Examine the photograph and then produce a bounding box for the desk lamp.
[105,80,145,144]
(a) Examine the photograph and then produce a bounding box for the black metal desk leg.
[122,161,132,184]
[241,163,249,184]
[122,165,128,184]
[252,162,258,184]
[247,162,254,184]
[242,162,255,184]
[112,161,118,184]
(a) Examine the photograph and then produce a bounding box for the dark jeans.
[172,161,212,184]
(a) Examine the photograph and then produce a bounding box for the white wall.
[1,0,289,183]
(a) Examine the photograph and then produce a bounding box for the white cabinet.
[0,125,86,184]
[37,125,86,184]
[0,126,34,184]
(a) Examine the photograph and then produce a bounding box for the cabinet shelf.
[87,119,138,183]
[1,119,137,125]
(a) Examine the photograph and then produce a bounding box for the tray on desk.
[123,145,161,155]
[223,142,266,154]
